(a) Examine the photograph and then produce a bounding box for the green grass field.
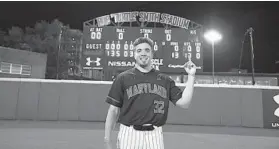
[0,120,278,149]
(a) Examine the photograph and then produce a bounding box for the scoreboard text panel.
[82,26,203,73]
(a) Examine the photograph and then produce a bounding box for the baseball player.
[104,37,196,149]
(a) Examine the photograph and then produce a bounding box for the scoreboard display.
[82,11,203,74]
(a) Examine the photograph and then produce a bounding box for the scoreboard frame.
[82,11,204,78]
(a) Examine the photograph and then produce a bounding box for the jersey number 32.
[154,100,164,114]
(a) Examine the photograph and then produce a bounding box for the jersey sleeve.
[169,79,183,105]
[105,74,124,108]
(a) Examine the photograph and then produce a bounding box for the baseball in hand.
[184,58,196,75]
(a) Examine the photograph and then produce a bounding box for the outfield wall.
[0,78,278,129]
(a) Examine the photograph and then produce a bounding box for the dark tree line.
[0,19,81,79]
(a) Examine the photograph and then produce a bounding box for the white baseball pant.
[117,124,164,149]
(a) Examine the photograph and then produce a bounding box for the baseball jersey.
[105,67,182,126]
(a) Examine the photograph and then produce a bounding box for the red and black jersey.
[105,67,182,127]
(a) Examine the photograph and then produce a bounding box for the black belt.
[123,124,155,131]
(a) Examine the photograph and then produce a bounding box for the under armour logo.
[86,57,101,66]
[273,94,279,117]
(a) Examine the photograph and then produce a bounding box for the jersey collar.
[133,66,155,75]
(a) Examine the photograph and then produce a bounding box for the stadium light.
[204,30,222,84]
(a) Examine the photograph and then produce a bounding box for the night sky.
[0,1,278,73]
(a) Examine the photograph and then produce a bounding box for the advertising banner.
[262,89,279,129]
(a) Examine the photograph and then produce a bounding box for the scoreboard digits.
[154,42,158,51]
[165,29,172,41]
[90,28,102,40]
[91,31,102,40]
[171,42,179,59]
[195,42,201,59]
[170,42,201,60]
[118,33,123,40]
[183,42,192,59]
[83,26,203,72]
[106,40,134,57]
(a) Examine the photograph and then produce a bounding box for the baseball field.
[0,120,278,149]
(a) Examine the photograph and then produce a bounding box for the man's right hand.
[104,139,113,149]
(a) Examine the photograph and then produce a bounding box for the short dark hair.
[133,37,154,48]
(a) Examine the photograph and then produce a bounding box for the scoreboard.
[82,12,203,74]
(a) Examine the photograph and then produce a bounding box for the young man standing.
[104,37,196,149]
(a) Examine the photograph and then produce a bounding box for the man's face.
[134,43,153,68]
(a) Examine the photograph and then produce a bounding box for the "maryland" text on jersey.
[126,83,167,100]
